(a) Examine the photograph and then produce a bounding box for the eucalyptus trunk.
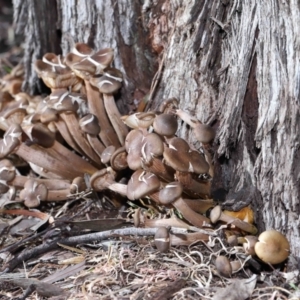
[13,0,300,256]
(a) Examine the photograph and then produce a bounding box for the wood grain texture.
[13,0,300,255]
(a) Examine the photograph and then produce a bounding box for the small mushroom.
[243,235,258,256]
[79,114,105,157]
[210,205,258,235]
[90,167,127,196]
[215,256,232,278]
[159,182,210,228]
[254,230,290,264]
[127,169,161,200]
[176,109,215,144]
[152,113,178,138]
[34,53,81,90]
[154,227,170,252]
[121,112,156,131]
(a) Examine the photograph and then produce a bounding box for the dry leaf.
[212,274,257,300]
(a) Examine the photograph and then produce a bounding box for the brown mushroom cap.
[127,169,161,200]
[47,90,83,113]
[19,179,48,208]
[90,67,123,94]
[101,145,116,164]
[121,112,156,129]
[159,181,183,205]
[0,159,16,182]
[163,137,209,174]
[154,227,170,253]
[22,123,55,148]
[141,133,164,165]
[153,113,178,137]
[34,55,80,89]
[125,129,143,170]
[79,114,101,136]
[194,123,215,144]
[0,124,22,158]
[66,47,114,78]
[90,167,116,191]
[215,256,232,278]
[254,230,290,264]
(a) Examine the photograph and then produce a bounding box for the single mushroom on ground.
[159,181,210,228]
[254,230,290,264]
[154,227,170,253]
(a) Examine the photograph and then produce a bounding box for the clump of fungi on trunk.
[0,44,290,270]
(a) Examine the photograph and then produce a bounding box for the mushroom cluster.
[0,43,218,218]
[0,44,291,266]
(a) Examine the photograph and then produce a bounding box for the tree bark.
[13,0,300,256]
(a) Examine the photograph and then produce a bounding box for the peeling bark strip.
[13,0,300,255]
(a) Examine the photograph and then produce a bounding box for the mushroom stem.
[15,144,83,179]
[55,117,83,154]
[176,109,199,127]
[50,140,99,175]
[8,176,71,190]
[102,93,129,145]
[84,81,120,147]
[60,113,103,167]
[210,206,257,235]
[172,198,211,228]
[170,231,209,245]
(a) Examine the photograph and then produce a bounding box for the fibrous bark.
[13,0,300,256]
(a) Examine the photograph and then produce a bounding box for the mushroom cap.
[209,205,222,223]
[159,181,183,205]
[163,137,191,172]
[19,179,48,208]
[163,137,209,174]
[101,145,116,164]
[125,129,143,170]
[194,123,215,144]
[153,113,178,137]
[110,146,128,170]
[66,47,114,78]
[22,123,55,148]
[121,112,156,129]
[90,167,116,191]
[0,124,22,158]
[127,169,161,200]
[47,90,83,113]
[0,159,16,181]
[215,256,232,278]
[79,114,101,136]
[34,57,80,89]
[154,227,170,252]
[243,235,258,256]
[254,230,290,264]
[90,67,123,94]
[72,43,94,56]
[141,133,164,165]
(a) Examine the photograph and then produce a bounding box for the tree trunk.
[13,0,300,256]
